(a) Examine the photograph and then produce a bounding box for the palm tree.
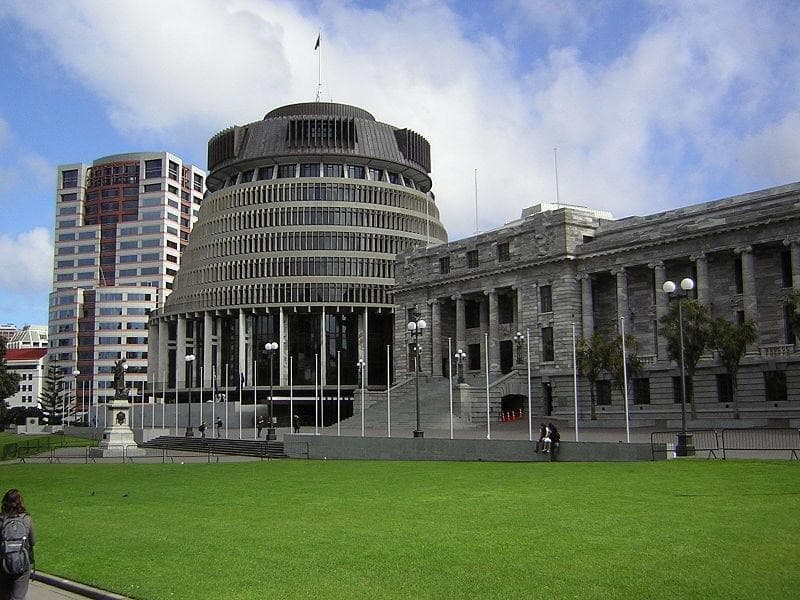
[576,333,610,420]
[659,299,712,418]
[606,334,643,400]
[711,318,758,419]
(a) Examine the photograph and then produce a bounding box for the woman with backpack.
[0,488,35,600]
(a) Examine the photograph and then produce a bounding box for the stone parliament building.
[394,183,800,425]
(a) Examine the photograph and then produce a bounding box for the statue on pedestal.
[114,358,128,399]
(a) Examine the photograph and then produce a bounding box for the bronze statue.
[114,358,127,398]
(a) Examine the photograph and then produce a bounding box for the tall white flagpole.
[336,350,341,436]
[253,360,258,440]
[211,366,215,437]
[527,328,532,442]
[572,323,579,442]
[620,316,630,443]
[238,371,242,440]
[386,344,391,438]
[448,337,453,440]
[161,372,165,429]
[225,364,229,438]
[289,356,294,435]
[200,366,204,430]
[485,332,490,440]
[314,353,319,435]
[174,376,178,435]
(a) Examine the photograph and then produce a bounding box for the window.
[784,304,797,344]
[736,310,745,326]
[539,285,553,313]
[256,166,273,181]
[672,376,693,404]
[369,168,383,182]
[61,169,79,188]
[467,250,479,268]
[145,159,162,179]
[716,374,733,403]
[325,164,344,178]
[764,371,787,402]
[633,378,651,404]
[496,242,510,262]
[541,326,554,362]
[61,193,77,202]
[300,163,320,177]
[168,160,179,181]
[439,256,450,274]
[498,294,514,324]
[467,343,481,371]
[277,164,296,179]
[465,299,481,329]
[119,255,138,263]
[781,250,793,288]
[241,169,254,183]
[193,173,204,192]
[734,256,743,294]
[596,380,611,405]
[347,165,365,179]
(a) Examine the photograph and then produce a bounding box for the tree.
[39,362,74,425]
[784,290,800,343]
[0,340,21,427]
[711,317,758,419]
[606,334,643,399]
[576,333,611,420]
[659,299,712,417]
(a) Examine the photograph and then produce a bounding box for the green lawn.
[0,432,96,460]
[2,460,798,599]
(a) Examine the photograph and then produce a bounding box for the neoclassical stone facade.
[148,102,447,405]
[394,183,800,423]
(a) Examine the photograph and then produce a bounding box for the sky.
[0,0,799,328]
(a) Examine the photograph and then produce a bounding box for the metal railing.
[651,428,800,460]
[650,430,720,459]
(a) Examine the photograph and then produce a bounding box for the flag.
[314,34,320,50]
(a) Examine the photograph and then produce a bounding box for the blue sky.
[0,0,799,328]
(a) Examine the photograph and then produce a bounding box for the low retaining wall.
[283,435,655,462]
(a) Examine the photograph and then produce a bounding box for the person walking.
[198,421,207,438]
[215,418,223,438]
[293,414,301,434]
[256,416,264,438]
[0,488,35,600]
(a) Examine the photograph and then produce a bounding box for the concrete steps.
[141,436,288,458]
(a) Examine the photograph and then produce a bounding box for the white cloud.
[0,227,53,294]
[734,112,800,183]
[19,153,54,190]
[5,0,800,239]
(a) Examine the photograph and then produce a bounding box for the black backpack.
[0,515,30,577]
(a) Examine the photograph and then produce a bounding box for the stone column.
[691,253,710,306]
[429,299,441,377]
[578,273,593,340]
[238,309,248,385]
[176,316,187,388]
[485,288,500,373]
[203,312,213,389]
[736,246,758,322]
[514,286,524,328]
[157,319,169,386]
[613,267,628,321]
[650,261,668,360]
[784,239,800,289]
[453,294,465,354]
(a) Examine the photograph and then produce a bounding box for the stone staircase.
[141,436,288,459]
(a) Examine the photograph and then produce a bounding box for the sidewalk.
[28,572,131,600]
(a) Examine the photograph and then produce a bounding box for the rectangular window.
[781,250,793,288]
[734,256,743,294]
[168,160,179,181]
[144,159,162,179]
[439,256,450,274]
[61,193,77,202]
[672,376,693,404]
[467,343,481,371]
[277,164,297,179]
[347,165,365,179]
[784,304,797,344]
[324,164,343,178]
[61,169,79,188]
[465,299,481,329]
[256,166,273,181]
[496,242,510,262]
[498,294,514,324]
[633,378,651,404]
[369,167,382,182]
[143,183,161,193]
[119,269,137,277]
[541,326,554,362]
[300,163,320,177]
[764,371,788,402]
[716,374,733,403]
[596,380,612,405]
[736,310,745,326]
[467,250,479,268]
[193,173,204,192]
[539,285,553,314]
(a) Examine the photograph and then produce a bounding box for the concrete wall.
[283,434,655,462]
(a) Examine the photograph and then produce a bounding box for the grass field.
[0,433,95,460]
[1,460,798,599]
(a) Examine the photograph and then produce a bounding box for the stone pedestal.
[89,398,146,458]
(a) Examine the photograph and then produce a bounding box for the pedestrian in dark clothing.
[293,414,301,434]
[0,488,35,600]
[198,422,207,438]
[257,416,265,438]
[215,418,223,438]
[549,423,561,461]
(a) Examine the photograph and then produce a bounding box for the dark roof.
[264,102,375,121]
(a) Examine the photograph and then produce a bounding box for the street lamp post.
[264,342,278,440]
[662,277,696,457]
[72,369,80,427]
[513,331,524,364]
[185,354,195,436]
[454,349,466,384]
[407,310,427,438]
[357,358,366,437]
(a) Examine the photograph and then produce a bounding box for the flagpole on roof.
[315,31,322,101]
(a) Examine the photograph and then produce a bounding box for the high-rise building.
[49,152,205,408]
[148,102,447,416]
